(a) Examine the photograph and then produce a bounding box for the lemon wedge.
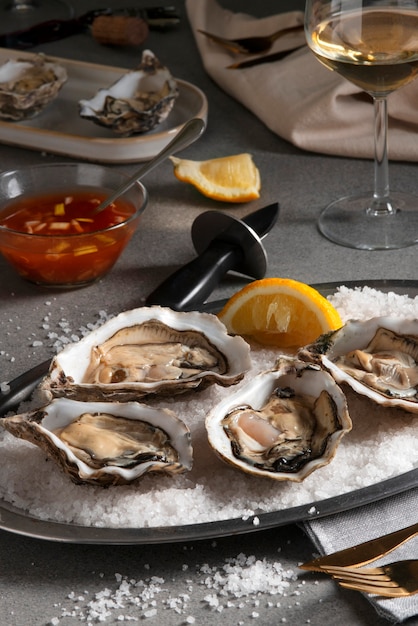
[218,277,343,348]
[170,153,261,202]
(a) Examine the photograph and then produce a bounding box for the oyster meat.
[40,306,251,401]
[0,55,67,121]
[300,316,418,413]
[206,356,351,482]
[78,50,179,135]
[2,398,193,486]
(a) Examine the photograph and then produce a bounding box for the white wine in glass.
[305,0,418,250]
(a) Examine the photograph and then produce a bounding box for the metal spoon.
[92,117,206,214]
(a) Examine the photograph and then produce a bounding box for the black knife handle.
[0,9,105,49]
[145,241,243,311]
[0,18,84,49]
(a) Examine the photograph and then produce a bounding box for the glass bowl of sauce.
[0,163,147,287]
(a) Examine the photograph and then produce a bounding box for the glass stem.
[369,95,395,216]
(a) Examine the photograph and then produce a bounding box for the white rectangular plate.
[0,48,208,163]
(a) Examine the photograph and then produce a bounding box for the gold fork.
[319,559,418,597]
[197,24,304,55]
[300,522,418,571]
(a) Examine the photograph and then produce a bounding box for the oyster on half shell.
[40,306,251,402]
[300,316,418,413]
[2,398,193,486]
[205,356,351,482]
[78,50,179,135]
[0,55,67,121]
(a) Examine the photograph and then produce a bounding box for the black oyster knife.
[145,202,279,311]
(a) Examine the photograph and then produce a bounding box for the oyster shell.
[0,55,67,121]
[300,317,418,413]
[40,306,251,402]
[78,50,179,135]
[205,356,351,482]
[2,398,193,486]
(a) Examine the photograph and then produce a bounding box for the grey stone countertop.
[0,1,417,625]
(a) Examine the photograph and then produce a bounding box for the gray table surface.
[0,1,417,624]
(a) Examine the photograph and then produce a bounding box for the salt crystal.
[203,594,219,609]
[0,382,10,394]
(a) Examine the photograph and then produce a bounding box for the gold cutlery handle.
[301,521,418,571]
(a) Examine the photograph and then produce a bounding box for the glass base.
[318,191,418,250]
[0,0,73,32]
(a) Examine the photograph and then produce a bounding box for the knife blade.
[145,202,279,311]
[227,44,305,69]
[0,6,180,49]
[300,521,418,572]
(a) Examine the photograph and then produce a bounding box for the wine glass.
[305,0,418,250]
[0,0,73,32]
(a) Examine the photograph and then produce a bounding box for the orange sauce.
[0,188,139,286]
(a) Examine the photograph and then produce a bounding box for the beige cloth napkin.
[186,0,418,161]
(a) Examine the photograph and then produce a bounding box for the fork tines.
[318,561,418,597]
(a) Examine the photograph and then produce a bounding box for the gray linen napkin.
[186,0,418,161]
[304,489,418,623]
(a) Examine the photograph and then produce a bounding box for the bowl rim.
[0,162,148,239]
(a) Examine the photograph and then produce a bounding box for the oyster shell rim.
[78,49,179,136]
[205,356,352,483]
[40,305,252,402]
[2,397,193,487]
[299,316,418,413]
[0,55,68,121]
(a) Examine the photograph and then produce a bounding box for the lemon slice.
[170,153,261,202]
[218,277,343,348]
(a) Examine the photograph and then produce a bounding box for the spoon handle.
[94,117,205,213]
